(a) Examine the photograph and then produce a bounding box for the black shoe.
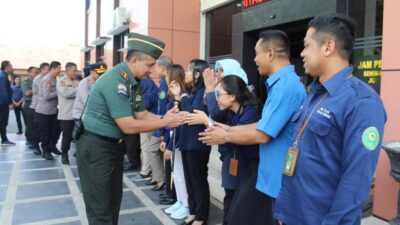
[159,193,168,199]
[61,155,69,165]
[50,147,62,155]
[43,152,54,160]
[33,148,42,155]
[152,182,165,191]
[1,140,16,146]
[73,152,76,157]
[123,162,140,172]
[159,198,175,205]
[17,131,23,135]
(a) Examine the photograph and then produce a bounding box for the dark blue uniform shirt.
[179,88,210,151]
[140,79,158,114]
[154,78,169,138]
[206,92,259,189]
[0,70,12,105]
[274,66,387,225]
[12,85,23,102]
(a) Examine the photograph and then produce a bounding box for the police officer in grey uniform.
[36,61,62,160]
[57,62,79,164]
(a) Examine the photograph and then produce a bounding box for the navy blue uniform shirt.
[179,88,210,151]
[0,70,12,105]
[140,79,158,114]
[274,66,387,225]
[12,85,23,102]
[206,92,259,189]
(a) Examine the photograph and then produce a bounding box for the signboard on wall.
[353,55,381,94]
[242,0,270,9]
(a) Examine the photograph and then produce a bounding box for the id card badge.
[229,158,238,177]
[283,147,299,177]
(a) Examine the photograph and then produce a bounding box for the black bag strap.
[79,95,89,119]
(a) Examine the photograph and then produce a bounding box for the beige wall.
[373,0,400,220]
[148,0,201,66]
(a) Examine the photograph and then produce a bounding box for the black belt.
[84,130,123,144]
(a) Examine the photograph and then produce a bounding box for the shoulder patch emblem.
[362,127,380,151]
[159,91,166,100]
[117,83,128,96]
[121,71,128,81]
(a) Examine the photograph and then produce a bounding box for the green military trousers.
[76,132,124,225]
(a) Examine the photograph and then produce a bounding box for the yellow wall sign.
[353,56,381,94]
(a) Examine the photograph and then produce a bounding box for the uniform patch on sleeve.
[117,83,128,96]
[159,91,166,100]
[362,127,380,151]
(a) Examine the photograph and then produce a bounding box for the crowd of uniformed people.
[0,13,387,225]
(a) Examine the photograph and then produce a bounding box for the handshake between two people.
[162,108,230,146]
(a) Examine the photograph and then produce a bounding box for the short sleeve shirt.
[255,65,306,198]
[83,62,146,139]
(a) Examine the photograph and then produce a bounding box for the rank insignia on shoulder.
[117,83,128,96]
[121,71,129,81]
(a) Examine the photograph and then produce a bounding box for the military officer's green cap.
[127,32,165,58]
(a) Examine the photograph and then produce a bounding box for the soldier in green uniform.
[21,66,39,149]
[76,32,183,225]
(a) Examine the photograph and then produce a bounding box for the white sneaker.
[170,205,189,219]
[165,201,182,214]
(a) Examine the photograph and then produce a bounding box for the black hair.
[39,62,49,70]
[65,62,77,70]
[258,30,291,57]
[189,59,209,92]
[126,50,151,61]
[308,13,356,60]
[27,66,36,72]
[1,60,10,71]
[219,75,261,112]
[49,61,61,69]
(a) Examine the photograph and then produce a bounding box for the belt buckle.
[118,139,123,144]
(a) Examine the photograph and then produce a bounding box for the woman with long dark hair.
[169,59,211,225]
[185,74,267,225]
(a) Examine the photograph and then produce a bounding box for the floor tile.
[0,186,7,202]
[0,173,11,185]
[12,198,78,224]
[75,180,82,193]
[22,153,43,160]
[21,159,61,170]
[120,191,145,210]
[0,162,14,173]
[0,153,16,161]
[16,181,70,200]
[142,188,165,205]
[71,167,79,178]
[118,211,163,225]
[19,169,65,183]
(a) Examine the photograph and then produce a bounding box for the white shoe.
[170,205,189,219]
[165,201,182,214]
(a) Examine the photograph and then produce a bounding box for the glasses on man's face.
[214,89,229,101]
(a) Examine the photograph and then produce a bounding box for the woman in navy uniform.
[169,59,211,225]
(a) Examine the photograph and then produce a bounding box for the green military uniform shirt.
[82,62,146,139]
[21,77,33,106]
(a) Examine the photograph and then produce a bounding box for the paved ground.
[0,112,389,225]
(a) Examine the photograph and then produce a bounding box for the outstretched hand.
[199,125,228,145]
[184,109,208,126]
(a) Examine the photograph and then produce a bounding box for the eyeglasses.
[214,89,229,101]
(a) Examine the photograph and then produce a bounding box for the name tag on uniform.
[283,147,299,177]
[229,158,238,177]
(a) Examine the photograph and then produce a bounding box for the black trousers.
[36,113,60,152]
[227,158,274,225]
[223,189,235,225]
[182,149,211,222]
[77,132,124,225]
[22,104,34,142]
[0,104,9,141]
[60,120,75,154]
[123,134,141,166]
[32,112,41,147]
[164,159,176,199]
[14,106,23,132]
